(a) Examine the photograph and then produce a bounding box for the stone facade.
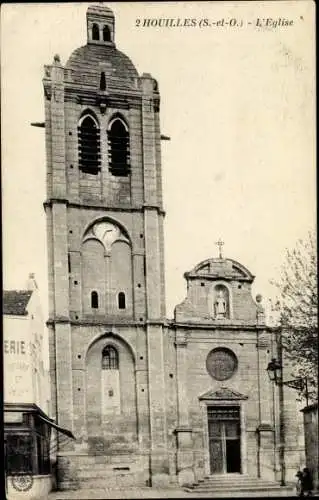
[44,5,304,491]
[301,404,318,490]
[3,275,50,414]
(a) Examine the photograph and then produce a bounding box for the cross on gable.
[215,238,224,259]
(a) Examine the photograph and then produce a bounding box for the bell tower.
[43,4,168,489]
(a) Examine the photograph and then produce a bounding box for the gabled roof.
[199,387,248,401]
[3,290,32,316]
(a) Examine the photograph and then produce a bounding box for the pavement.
[46,486,306,499]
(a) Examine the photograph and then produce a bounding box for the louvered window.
[78,116,101,174]
[108,119,130,176]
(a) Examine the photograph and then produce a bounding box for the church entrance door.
[208,406,241,474]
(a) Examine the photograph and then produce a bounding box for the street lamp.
[267,358,309,402]
[267,356,286,486]
[267,358,282,384]
[266,355,309,487]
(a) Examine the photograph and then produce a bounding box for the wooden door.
[208,406,241,474]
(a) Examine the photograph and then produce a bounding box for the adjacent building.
[42,4,305,491]
[3,274,52,498]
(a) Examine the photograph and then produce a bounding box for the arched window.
[78,115,101,174]
[92,23,100,41]
[103,25,111,42]
[91,291,99,309]
[102,345,119,370]
[108,118,130,176]
[118,292,126,309]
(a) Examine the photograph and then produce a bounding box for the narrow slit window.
[102,346,119,370]
[103,25,111,42]
[108,118,130,176]
[68,253,71,273]
[92,24,100,41]
[143,255,147,276]
[100,72,106,91]
[91,291,99,309]
[118,292,126,310]
[78,115,101,174]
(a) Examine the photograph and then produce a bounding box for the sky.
[1,1,316,321]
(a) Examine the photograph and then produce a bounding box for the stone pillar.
[175,332,194,486]
[257,333,272,426]
[257,332,274,479]
[141,74,157,207]
[132,251,146,320]
[72,367,87,448]
[135,355,150,451]
[69,250,82,318]
[129,107,144,206]
[50,57,66,200]
[147,324,169,487]
[51,202,74,447]
[105,253,111,315]
[144,209,161,319]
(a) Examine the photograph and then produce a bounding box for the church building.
[43,5,304,490]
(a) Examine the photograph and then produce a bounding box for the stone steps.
[184,475,294,496]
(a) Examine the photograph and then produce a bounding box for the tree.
[270,231,318,401]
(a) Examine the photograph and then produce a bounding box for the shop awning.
[37,414,76,439]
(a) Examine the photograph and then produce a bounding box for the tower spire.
[87,4,115,45]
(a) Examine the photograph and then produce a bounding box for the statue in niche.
[214,289,227,318]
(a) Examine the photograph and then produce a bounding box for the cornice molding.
[44,199,165,216]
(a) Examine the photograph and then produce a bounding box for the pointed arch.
[85,331,136,365]
[82,217,132,249]
[85,332,137,437]
[107,113,129,132]
[79,109,99,127]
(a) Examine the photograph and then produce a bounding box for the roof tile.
[3,291,32,316]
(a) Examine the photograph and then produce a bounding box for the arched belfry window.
[92,23,100,41]
[103,25,111,42]
[102,345,119,370]
[78,115,101,174]
[108,118,130,176]
[91,291,99,309]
